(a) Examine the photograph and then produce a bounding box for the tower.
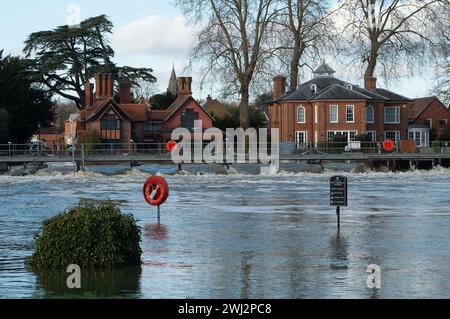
[167,63,178,96]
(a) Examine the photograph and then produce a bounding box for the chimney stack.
[207,95,212,103]
[177,77,193,98]
[95,73,115,99]
[120,82,132,104]
[273,76,286,100]
[84,81,94,108]
[364,76,377,92]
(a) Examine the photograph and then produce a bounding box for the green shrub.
[28,201,142,270]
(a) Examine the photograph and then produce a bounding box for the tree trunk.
[290,42,302,91]
[240,85,250,129]
[364,44,379,79]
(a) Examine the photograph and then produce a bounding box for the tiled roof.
[375,88,410,102]
[278,76,391,102]
[120,103,147,122]
[408,96,439,121]
[310,84,372,101]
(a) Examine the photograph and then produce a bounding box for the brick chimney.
[95,73,115,99]
[84,81,94,108]
[207,95,212,103]
[120,82,132,104]
[273,76,286,100]
[177,77,192,98]
[364,76,377,92]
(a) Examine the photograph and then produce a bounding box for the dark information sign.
[330,176,348,207]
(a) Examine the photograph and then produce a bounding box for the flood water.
[1,162,450,299]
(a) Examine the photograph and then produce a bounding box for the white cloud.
[113,15,196,58]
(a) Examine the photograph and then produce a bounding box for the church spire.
[167,63,178,96]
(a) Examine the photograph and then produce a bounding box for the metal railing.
[1,141,450,158]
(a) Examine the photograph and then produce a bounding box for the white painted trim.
[330,105,339,123]
[297,105,306,124]
[346,105,355,123]
[384,106,401,124]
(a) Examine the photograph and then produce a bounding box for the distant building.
[408,97,450,145]
[167,64,178,96]
[203,95,230,119]
[268,62,415,146]
[65,72,213,149]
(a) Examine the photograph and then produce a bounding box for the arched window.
[366,105,374,123]
[297,106,305,123]
[311,84,318,95]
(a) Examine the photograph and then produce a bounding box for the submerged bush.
[28,201,142,269]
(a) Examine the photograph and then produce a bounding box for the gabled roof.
[165,95,215,122]
[408,96,449,121]
[86,98,136,122]
[310,84,372,101]
[203,97,230,118]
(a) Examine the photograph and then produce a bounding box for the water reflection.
[329,232,349,270]
[145,224,168,241]
[32,267,142,299]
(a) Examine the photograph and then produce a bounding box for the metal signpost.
[330,176,348,231]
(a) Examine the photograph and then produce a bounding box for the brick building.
[408,97,450,145]
[268,63,411,146]
[65,73,213,149]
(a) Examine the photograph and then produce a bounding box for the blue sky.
[0,0,436,100]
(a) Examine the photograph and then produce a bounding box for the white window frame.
[366,105,374,124]
[384,107,401,124]
[330,105,338,123]
[311,84,317,95]
[366,131,377,142]
[384,131,401,142]
[327,130,358,142]
[297,106,306,124]
[346,105,355,123]
[314,105,318,124]
[427,118,433,128]
[296,131,308,144]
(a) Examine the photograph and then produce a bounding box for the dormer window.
[311,84,318,95]
[346,84,353,90]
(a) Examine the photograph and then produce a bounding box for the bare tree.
[275,0,340,91]
[177,0,281,129]
[340,0,448,82]
[433,5,450,105]
[132,79,158,102]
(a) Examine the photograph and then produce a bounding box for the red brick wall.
[165,99,213,130]
[414,100,450,138]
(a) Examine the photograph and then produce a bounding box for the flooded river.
[1,163,450,298]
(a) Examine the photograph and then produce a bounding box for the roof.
[165,96,215,122]
[147,110,171,121]
[120,103,147,122]
[314,62,336,76]
[408,96,450,121]
[375,88,410,102]
[86,98,136,122]
[310,84,372,101]
[278,76,390,102]
[203,97,230,118]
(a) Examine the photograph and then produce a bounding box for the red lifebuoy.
[383,139,395,152]
[166,141,178,152]
[143,176,169,207]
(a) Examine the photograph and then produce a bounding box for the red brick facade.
[66,74,213,146]
[268,63,411,144]
[409,97,450,139]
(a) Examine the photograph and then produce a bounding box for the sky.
[0,0,437,101]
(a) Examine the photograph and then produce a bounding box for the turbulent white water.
[1,163,450,298]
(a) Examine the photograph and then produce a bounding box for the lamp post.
[8,142,12,157]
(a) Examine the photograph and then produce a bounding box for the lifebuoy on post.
[143,176,169,207]
[383,139,395,152]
